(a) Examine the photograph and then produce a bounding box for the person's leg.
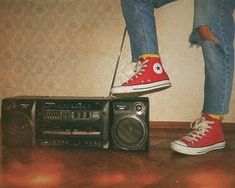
[171,0,235,155]
[192,0,235,115]
[120,0,176,61]
[121,0,158,62]
[112,0,175,95]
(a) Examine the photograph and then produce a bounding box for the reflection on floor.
[0,125,235,188]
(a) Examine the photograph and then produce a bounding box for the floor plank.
[0,124,235,188]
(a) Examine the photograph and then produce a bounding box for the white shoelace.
[183,117,214,143]
[127,59,149,83]
[134,61,142,73]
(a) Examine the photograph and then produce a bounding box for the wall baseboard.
[150,121,235,130]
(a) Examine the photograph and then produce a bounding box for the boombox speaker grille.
[112,115,147,150]
[4,112,33,146]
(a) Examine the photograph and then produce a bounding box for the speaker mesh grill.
[113,115,147,150]
[4,112,33,146]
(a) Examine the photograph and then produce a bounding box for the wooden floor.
[0,123,235,188]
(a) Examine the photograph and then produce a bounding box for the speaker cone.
[112,115,147,150]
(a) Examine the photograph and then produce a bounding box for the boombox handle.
[109,27,127,98]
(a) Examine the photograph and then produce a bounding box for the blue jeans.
[121,0,235,114]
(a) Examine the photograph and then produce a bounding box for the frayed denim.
[189,0,235,114]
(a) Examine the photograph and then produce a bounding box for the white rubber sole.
[111,80,171,94]
[171,141,226,155]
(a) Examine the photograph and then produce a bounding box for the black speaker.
[1,96,37,147]
[111,97,149,151]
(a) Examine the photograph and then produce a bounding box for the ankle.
[139,54,159,61]
[205,114,223,120]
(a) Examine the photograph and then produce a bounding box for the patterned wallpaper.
[0,0,124,96]
[0,0,234,122]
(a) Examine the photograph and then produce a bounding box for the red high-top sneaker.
[111,56,171,94]
[171,114,225,155]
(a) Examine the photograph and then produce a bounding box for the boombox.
[1,96,149,151]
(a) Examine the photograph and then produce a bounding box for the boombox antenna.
[109,27,127,97]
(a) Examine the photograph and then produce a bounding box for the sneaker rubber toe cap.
[171,140,187,147]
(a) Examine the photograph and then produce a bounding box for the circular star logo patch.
[153,63,163,74]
